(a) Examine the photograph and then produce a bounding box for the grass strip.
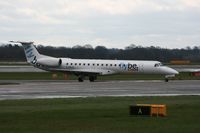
[0,96,199,133]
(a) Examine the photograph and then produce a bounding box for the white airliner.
[11,41,179,82]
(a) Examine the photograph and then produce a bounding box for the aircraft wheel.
[165,78,169,82]
[78,77,84,82]
[89,76,95,82]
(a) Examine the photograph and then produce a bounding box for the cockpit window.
[154,64,159,67]
[154,63,163,67]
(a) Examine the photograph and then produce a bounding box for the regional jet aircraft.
[11,41,179,82]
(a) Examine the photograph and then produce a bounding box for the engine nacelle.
[37,58,62,67]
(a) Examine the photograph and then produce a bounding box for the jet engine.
[37,58,62,67]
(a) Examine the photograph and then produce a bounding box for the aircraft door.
[139,63,144,73]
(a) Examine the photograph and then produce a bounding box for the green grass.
[0,96,199,133]
[0,72,200,80]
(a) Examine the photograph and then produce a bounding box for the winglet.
[9,41,34,45]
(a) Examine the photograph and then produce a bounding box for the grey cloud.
[0,0,200,48]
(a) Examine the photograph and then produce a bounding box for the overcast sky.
[0,0,200,48]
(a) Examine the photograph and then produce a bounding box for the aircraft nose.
[170,68,179,75]
[161,67,179,75]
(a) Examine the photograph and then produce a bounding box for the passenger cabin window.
[79,63,81,65]
[83,63,85,66]
[88,63,90,66]
[101,64,104,66]
[66,63,68,65]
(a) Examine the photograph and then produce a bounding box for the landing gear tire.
[165,78,169,82]
[89,76,95,82]
[78,77,84,82]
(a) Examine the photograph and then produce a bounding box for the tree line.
[0,44,200,63]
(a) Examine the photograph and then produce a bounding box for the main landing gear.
[78,76,84,82]
[89,75,97,82]
[78,75,97,82]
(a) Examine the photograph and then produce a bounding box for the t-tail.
[10,41,62,68]
[10,41,42,65]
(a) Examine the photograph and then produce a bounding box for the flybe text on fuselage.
[120,63,139,72]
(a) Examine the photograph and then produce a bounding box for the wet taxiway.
[0,80,200,100]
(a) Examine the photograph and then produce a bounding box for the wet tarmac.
[0,80,199,100]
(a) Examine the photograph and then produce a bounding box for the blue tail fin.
[10,41,41,64]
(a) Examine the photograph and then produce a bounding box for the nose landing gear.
[165,75,175,82]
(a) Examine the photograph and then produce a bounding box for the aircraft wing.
[170,65,200,73]
[176,68,200,72]
[47,68,117,75]
[66,69,102,75]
